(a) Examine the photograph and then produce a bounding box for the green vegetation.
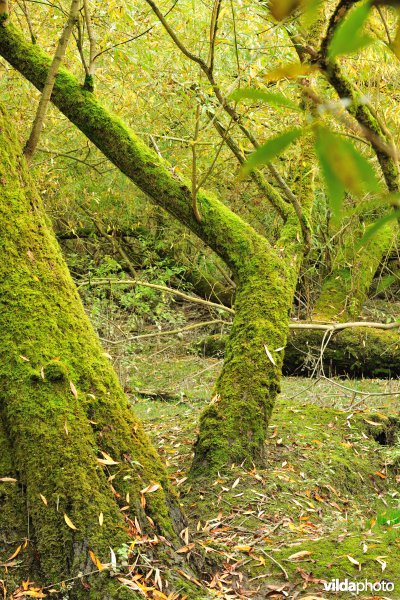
[1,0,400,597]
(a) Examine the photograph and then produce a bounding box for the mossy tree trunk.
[192,232,301,473]
[314,221,398,321]
[0,23,306,473]
[0,105,207,598]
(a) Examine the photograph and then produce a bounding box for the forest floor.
[131,346,400,600]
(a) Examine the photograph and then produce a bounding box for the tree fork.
[0,23,306,471]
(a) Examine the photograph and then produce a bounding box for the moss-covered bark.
[0,23,310,473]
[284,327,400,378]
[0,105,210,598]
[198,326,400,378]
[314,220,398,321]
[192,239,301,474]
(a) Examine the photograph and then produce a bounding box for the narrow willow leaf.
[268,0,301,21]
[329,2,373,59]
[241,128,303,176]
[358,210,400,247]
[264,62,317,83]
[315,127,381,222]
[229,88,301,112]
[64,513,78,530]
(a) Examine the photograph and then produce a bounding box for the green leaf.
[315,127,381,222]
[241,128,303,176]
[328,2,373,59]
[358,210,400,247]
[229,88,301,112]
[302,0,323,26]
[315,132,345,222]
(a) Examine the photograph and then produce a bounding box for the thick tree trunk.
[0,106,207,598]
[0,23,306,472]
[192,236,300,474]
[199,326,400,378]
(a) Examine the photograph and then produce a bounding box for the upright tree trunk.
[0,104,206,598]
[192,233,301,473]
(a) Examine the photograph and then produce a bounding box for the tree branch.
[318,0,399,192]
[23,0,81,161]
[0,23,277,273]
[77,278,235,314]
[208,0,222,73]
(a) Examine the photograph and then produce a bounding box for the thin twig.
[101,320,231,344]
[259,549,289,581]
[376,5,392,45]
[92,0,179,61]
[82,0,96,88]
[208,0,222,72]
[77,278,235,314]
[23,0,80,161]
[191,103,202,222]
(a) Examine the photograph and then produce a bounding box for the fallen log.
[197,325,400,378]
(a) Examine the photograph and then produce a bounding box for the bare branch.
[208,0,222,73]
[77,278,236,314]
[101,319,231,344]
[191,103,202,222]
[144,0,209,72]
[82,0,96,90]
[24,0,81,161]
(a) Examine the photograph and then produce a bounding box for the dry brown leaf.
[89,549,104,571]
[288,550,313,561]
[7,544,22,561]
[176,543,195,554]
[140,482,161,494]
[347,555,361,569]
[63,513,78,530]
[69,380,78,399]
[39,494,48,506]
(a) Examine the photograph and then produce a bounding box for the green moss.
[191,238,302,475]
[323,58,399,192]
[43,359,69,382]
[0,22,277,273]
[314,220,398,321]
[0,103,206,596]
[83,74,94,92]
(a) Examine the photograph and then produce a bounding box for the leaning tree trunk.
[313,219,398,321]
[0,22,306,473]
[0,105,209,598]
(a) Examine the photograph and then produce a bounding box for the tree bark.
[198,326,400,378]
[192,233,301,474]
[0,104,206,598]
[313,221,398,321]
[0,23,305,471]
